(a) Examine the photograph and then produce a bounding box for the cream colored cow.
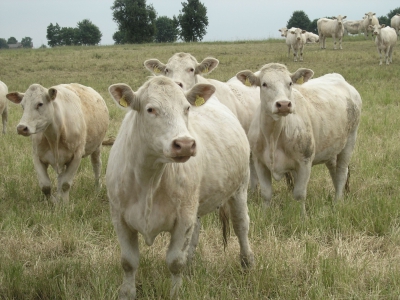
[279,27,288,37]
[369,24,397,65]
[7,83,109,203]
[317,15,347,49]
[343,20,363,35]
[361,12,379,39]
[286,27,307,61]
[236,63,362,215]
[107,76,253,299]
[0,81,8,134]
[305,31,319,43]
[391,13,400,39]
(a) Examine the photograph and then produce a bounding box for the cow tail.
[219,204,230,251]
[345,166,351,193]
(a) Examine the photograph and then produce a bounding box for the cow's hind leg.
[90,146,102,189]
[2,105,7,134]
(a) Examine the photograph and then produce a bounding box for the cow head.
[369,24,385,36]
[7,84,57,136]
[290,28,306,41]
[144,53,219,91]
[109,77,216,163]
[279,27,288,37]
[365,12,376,22]
[236,63,313,119]
[332,15,347,25]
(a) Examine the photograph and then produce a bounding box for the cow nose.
[17,124,29,135]
[297,37,300,40]
[276,101,292,114]
[172,137,196,157]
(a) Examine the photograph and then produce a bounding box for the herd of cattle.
[0,51,363,299]
[279,12,399,65]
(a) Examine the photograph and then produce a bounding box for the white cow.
[285,27,307,61]
[279,27,288,37]
[361,12,379,40]
[304,31,319,43]
[391,13,400,39]
[343,20,363,35]
[7,83,109,203]
[107,76,254,299]
[236,63,362,214]
[317,15,347,49]
[369,24,397,65]
[144,52,260,190]
[0,81,8,134]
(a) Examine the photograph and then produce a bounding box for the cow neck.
[260,111,284,172]
[43,113,62,174]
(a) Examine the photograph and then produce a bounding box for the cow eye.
[262,83,268,87]
[165,69,169,74]
[289,82,293,87]
[189,68,194,72]
[186,106,190,113]
[37,103,43,109]
[147,107,154,113]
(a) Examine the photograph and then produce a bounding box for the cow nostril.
[173,141,181,150]
[191,141,196,150]
[276,103,281,108]
[288,102,292,107]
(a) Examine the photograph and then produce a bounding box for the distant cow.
[107,77,254,299]
[279,27,288,37]
[317,15,347,49]
[361,12,379,39]
[236,63,362,215]
[304,31,319,43]
[285,27,307,61]
[7,83,109,203]
[0,81,8,134]
[391,13,400,39]
[343,20,363,35]
[144,52,260,190]
[369,24,397,65]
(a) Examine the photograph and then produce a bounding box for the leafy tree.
[155,16,178,43]
[378,16,390,26]
[308,19,318,34]
[286,10,311,30]
[7,37,18,44]
[47,23,62,47]
[60,27,79,46]
[178,0,208,42]
[388,7,400,19]
[111,0,157,44]
[112,30,126,44]
[21,37,33,48]
[39,44,47,49]
[0,38,9,49]
[77,19,102,45]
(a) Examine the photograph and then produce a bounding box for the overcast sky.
[0,0,397,47]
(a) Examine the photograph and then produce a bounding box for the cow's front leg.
[292,163,312,216]
[333,35,337,49]
[57,154,82,203]
[1,106,7,134]
[33,155,51,199]
[167,216,196,298]
[254,157,273,208]
[339,36,343,49]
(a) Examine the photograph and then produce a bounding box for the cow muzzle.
[17,124,31,136]
[170,137,196,163]
[275,100,293,116]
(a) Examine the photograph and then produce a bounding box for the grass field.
[1,35,400,299]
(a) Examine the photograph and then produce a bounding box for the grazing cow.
[361,12,379,39]
[285,27,307,61]
[304,31,319,43]
[369,24,397,65]
[343,20,363,35]
[7,83,109,203]
[107,77,254,299]
[144,52,260,190]
[317,15,347,49]
[391,14,400,39]
[279,27,288,37]
[0,81,8,134]
[236,63,362,215]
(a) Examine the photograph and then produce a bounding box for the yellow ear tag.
[119,95,128,107]
[153,66,161,74]
[202,67,209,74]
[245,77,252,87]
[195,95,205,107]
[296,76,304,84]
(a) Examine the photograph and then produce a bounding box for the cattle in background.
[369,24,397,65]
[279,27,288,37]
[236,63,362,215]
[285,27,307,61]
[343,20,363,35]
[107,77,254,299]
[361,12,379,39]
[317,15,347,49]
[7,83,109,203]
[144,52,260,190]
[304,31,319,43]
[391,14,400,39]
[0,81,8,134]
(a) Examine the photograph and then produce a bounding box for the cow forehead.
[141,78,187,107]
[23,84,47,103]
[167,53,198,69]
[259,64,290,81]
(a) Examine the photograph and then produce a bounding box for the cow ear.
[109,83,139,111]
[185,83,216,107]
[6,92,24,104]
[236,70,260,87]
[381,24,386,28]
[48,88,57,101]
[196,57,219,75]
[291,68,314,84]
[144,59,166,75]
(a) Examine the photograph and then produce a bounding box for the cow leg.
[339,36,343,50]
[287,45,291,57]
[167,216,196,298]
[249,157,259,192]
[90,146,102,189]
[300,46,304,61]
[253,158,273,207]
[57,155,82,203]
[292,164,312,216]
[33,155,52,199]
[293,49,298,62]
[1,106,7,134]
[389,46,394,63]
[186,217,201,265]
[229,185,254,269]
[378,49,383,65]
[333,35,337,50]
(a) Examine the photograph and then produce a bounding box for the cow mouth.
[172,156,191,163]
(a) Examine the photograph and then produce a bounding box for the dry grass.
[1,36,400,299]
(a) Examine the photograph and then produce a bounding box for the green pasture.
[0,35,400,299]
